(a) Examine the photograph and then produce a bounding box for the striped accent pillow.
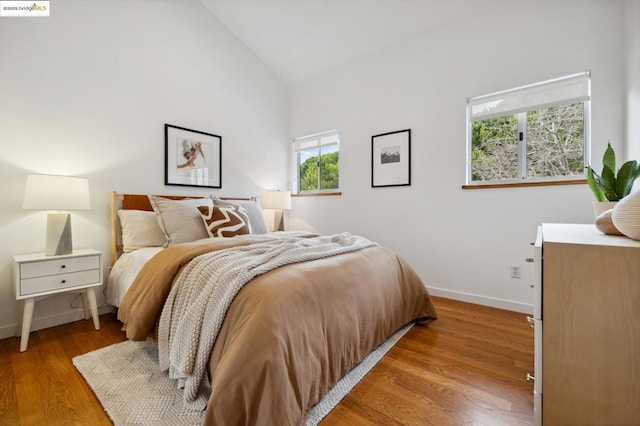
[198,205,251,238]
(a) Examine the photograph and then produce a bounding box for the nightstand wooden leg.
[81,292,90,320]
[86,288,100,330]
[20,298,35,352]
[16,300,24,337]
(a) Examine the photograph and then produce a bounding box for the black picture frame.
[164,124,222,188]
[371,129,411,187]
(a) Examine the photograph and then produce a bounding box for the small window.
[293,130,339,193]
[466,72,590,185]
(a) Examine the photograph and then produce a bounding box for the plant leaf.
[602,142,616,174]
[616,160,640,198]
[597,165,620,201]
[586,167,606,202]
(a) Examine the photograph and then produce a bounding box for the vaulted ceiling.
[200,0,486,85]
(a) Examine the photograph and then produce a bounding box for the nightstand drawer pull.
[61,265,66,269]
[526,316,535,329]
[525,257,534,263]
[61,280,66,284]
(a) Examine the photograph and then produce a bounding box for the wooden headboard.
[110,191,250,265]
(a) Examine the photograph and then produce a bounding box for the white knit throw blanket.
[157,233,377,410]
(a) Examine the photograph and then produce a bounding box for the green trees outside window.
[472,115,519,181]
[471,103,584,182]
[299,151,339,192]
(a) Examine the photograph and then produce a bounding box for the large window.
[293,130,339,193]
[466,72,590,185]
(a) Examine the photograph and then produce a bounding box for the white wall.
[625,0,640,161]
[0,0,288,338]
[288,1,625,312]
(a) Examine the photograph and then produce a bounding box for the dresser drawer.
[534,318,542,394]
[20,269,100,296]
[20,255,100,279]
[534,390,542,426]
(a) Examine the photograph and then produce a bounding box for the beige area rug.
[73,324,412,425]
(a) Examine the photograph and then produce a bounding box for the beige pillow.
[198,205,251,237]
[117,210,166,252]
[148,195,213,246]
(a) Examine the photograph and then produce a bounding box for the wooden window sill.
[292,192,342,197]
[461,179,586,190]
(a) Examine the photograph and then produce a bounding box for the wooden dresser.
[532,224,640,425]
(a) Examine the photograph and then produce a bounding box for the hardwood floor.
[323,297,534,425]
[0,296,534,425]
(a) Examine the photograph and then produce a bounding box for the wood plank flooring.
[0,296,534,425]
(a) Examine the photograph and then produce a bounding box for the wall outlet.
[510,264,521,279]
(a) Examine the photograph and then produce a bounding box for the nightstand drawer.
[20,269,100,296]
[20,255,99,279]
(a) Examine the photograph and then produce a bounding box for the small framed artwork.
[371,129,411,187]
[165,124,222,188]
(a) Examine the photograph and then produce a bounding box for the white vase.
[593,201,617,220]
[611,191,640,240]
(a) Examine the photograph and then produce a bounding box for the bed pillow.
[148,195,213,246]
[198,205,251,238]
[117,210,166,252]
[212,196,270,234]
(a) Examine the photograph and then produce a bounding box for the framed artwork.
[371,129,411,187]
[165,124,222,188]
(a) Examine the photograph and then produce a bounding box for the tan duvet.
[118,235,437,425]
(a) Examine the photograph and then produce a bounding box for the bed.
[108,191,437,425]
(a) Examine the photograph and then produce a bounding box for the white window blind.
[469,71,590,121]
[293,130,339,151]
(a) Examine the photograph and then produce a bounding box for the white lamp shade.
[23,175,91,210]
[262,190,291,210]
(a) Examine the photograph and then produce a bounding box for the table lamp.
[23,174,91,255]
[262,190,291,231]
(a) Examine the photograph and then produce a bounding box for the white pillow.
[148,195,213,246]
[212,196,270,234]
[117,210,166,252]
[107,246,163,306]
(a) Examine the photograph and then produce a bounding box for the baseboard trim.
[427,287,533,314]
[0,324,16,341]
[0,305,114,340]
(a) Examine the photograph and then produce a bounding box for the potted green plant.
[587,143,640,218]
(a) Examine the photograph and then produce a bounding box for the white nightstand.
[13,248,103,352]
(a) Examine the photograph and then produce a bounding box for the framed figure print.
[371,129,411,187]
[165,124,222,188]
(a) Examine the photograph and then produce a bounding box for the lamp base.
[274,210,285,232]
[46,212,73,256]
